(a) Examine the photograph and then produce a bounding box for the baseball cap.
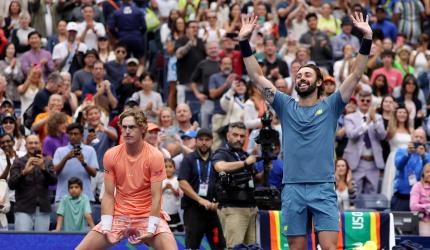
[323,76,336,84]
[196,128,213,139]
[1,99,13,107]
[66,22,78,32]
[181,130,197,139]
[1,113,16,123]
[125,98,139,107]
[341,16,353,27]
[147,123,161,132]
[98,35,108,41]
[126,58,139,65]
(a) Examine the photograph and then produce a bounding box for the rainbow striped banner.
[257,211,395,250]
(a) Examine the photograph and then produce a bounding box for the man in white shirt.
[77,5,106,50]
[52,22,88,73]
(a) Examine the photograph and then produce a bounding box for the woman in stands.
[335,159,357,210]
[410,164,430,236]
[381,105,412,205]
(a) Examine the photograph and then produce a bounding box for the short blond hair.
[119,107,147,129]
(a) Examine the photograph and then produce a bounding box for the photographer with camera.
[178,128,226,250]
[8,135,57,231]
[392,128,430,211]
[53,123,98,205]
[213,122,260,248]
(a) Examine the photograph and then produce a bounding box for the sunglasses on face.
[360,99,371,103]
[116,50,126,54]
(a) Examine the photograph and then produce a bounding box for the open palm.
[238,14,258,41]
[350,12,372,39]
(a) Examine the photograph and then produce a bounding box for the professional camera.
[254,111,281,210]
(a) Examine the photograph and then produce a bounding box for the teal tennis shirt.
[272,90,346,183]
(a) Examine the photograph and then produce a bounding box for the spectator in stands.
[224,3,241,33]
[0,43,25,104]
[381,105,412,203]
[71,49,98,98]
[29,0,60,39]
[96,36,115,63]
[108,0,147,59]
[220,78,248,125]
[10,11,35,55]
[335,97,357,158]
[145,123,171,159]
[299,12,333,72]
[178,128,226,249]
[285,4,308,42]
[17,66,44,120]
[370,50,403,92]
[162,158,183,232]
[394,74,426,129]
[0,76,7,106]
[70,0,104,23]
[322,76,337,98]
[59,72,78,116]
[335,158,357,211]
[175,20,206,105]
[55,177,94,232]
[2,0,22,38]
[333,44,354,85]
[20,31,55,81]
[391,128,430,211]
[410,163,430,236]
[411,34,430,78]
[81,61,118,114]
[371,6,397,42]
[104,44,127,88]
[130,72,163,124]
[198,11,225,43]
[331,16,360,61]
[83,105,117,201]
[344,90,387,194]
[190,41,221,128]
[394,45,414,76]
[52,22,88,73]
[317,3,340,38]
[158,107,176,135]
[46,20,68,53]
[8,135,57,231]
[77,5,106,50]
[371,74,389,108]
[392,0,425,45]
[42,112,69,160]
[116,58,140,111]
[0,99,14,115]
[1,112,25,154]
[261,37,290,80]
[175,103,199,136]
[0,177,10,231]
[53,123,98,204]
[244,85,266,130]
[209,56,236,148]
[32,94,71,143]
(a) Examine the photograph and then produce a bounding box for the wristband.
[101,215,113,231]
[239,40,253,58]
[147,216,160,234]
[359,38,372,55]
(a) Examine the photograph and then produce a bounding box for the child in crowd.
[55,177,94,232]
[410,164,430,236]
[162,158,183,232]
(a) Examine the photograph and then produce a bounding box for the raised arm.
[339,12,373,103]
[239,14,277,104]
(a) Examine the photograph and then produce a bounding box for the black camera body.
[255,111,279,163]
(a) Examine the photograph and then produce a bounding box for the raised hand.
[238,14,258,41]
[350,12,372,39]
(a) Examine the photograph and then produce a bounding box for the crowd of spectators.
[0,0,430,243]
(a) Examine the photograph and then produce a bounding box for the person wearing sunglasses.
[0,113,25,155]
[344,90,387,195]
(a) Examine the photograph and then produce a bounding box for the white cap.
[126,58,139,65]
[67,22,78,32]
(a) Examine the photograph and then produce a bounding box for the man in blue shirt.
[239,12,373,249]
[371,6,397,42]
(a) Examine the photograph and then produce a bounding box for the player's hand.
[129,232,154,245]
[238,14,258,41]
[350,11,372,40]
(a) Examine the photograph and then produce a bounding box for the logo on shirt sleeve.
[315,109,323,116]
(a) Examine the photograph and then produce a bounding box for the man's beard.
[228,141,243,150]
[295,79,317,97]
[198,146,210,155]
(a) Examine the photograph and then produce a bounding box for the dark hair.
[164,158,176,168]
[381,49,395,59]
[114,43,127,51]
[47,72,64,85]
[67,123,84,134]
[263,36,277,46]
[305,12,318,21]
[298,64,324,98]
[0,132,14,142]
[229,3,241,22]
[4,43,17,57]
[371,74,389,97]
[167,9,180,31]
[400,74,419,99]
[335,158,351,183]
[2,117,21,139]
[28,31,42,40]
[377,95,395,114]
[394,103,410,128]
[8,0,21,16]
[228,122,246,131]
[139,72,155,82]
[68,177,83,189]
[186,20,197,29]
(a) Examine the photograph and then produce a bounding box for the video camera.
[254,111,281,210]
